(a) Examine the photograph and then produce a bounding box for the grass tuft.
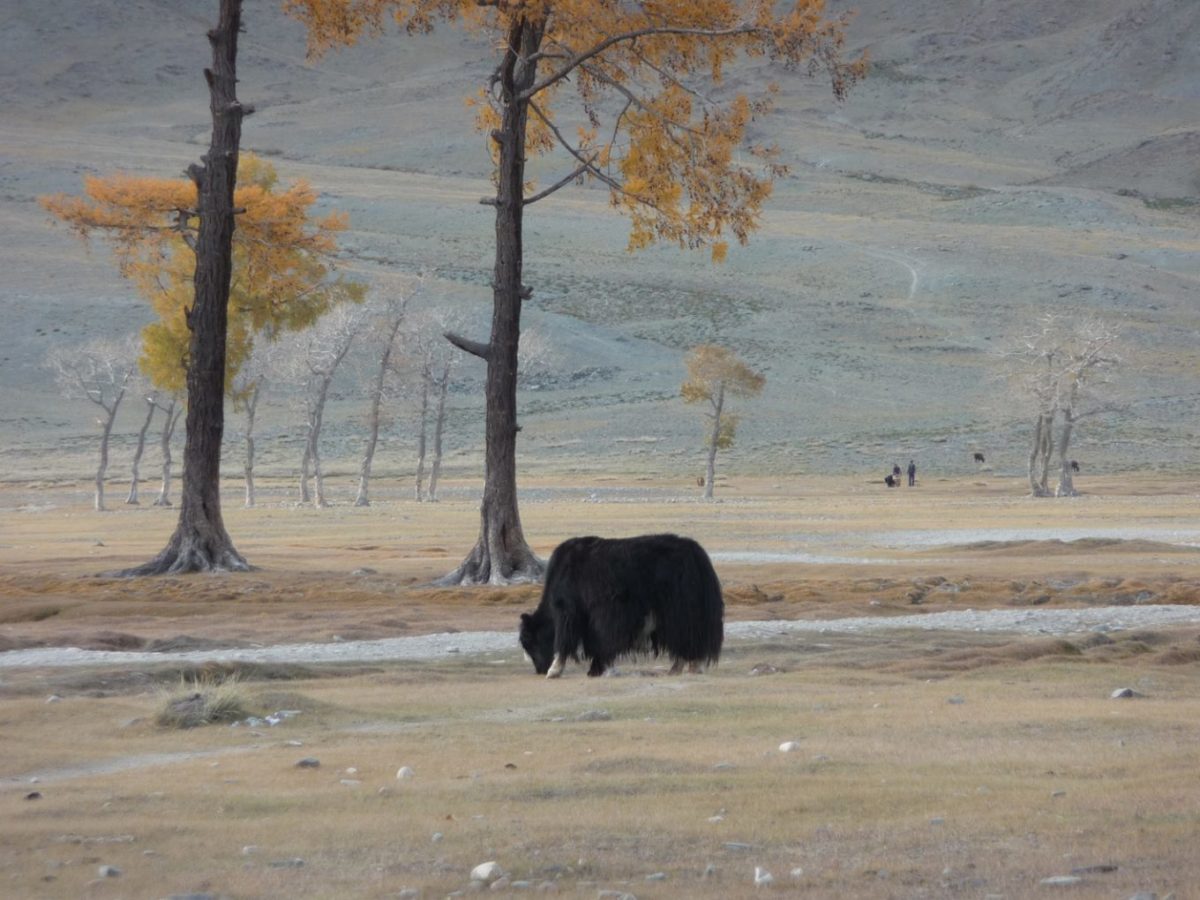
[155,673,253,729]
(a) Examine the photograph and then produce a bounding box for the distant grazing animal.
[973,452,986,464]
[884,474,897,487]
[1070,459,1080,472]
[519,534,724,679]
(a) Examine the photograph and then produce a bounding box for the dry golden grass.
[1,473,1199,897]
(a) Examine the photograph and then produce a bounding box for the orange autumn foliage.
[41,155,362,396]
[284,0,863,260]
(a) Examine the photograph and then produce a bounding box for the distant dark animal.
[1070,460,1080,472]
[973,452,986,464]
[697,475,705,487]
[519,534,724,679]
[884,474,897,487]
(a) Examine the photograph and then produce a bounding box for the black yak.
[973,452,986,464]
[519,534,724,678]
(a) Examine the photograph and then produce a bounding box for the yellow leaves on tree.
[682,343,765,448]
[285,0,862,259]
[41,154,361,397]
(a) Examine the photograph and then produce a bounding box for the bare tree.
[125,380,156,505]
[46,336,139,511]
[231,340,276,509]
[1005,313,1121,497]
[681,344,765,500]
[151,394,184,507]
[283,303,367,508]
[354,280,421,507]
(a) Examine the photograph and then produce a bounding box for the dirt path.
[3,605,1199,669]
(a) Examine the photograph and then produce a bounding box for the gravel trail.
[2,605,1198,669]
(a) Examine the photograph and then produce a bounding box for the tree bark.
[428,363,449,502]
[122,0,248,574]
[126,396,156,505]
[355,314,404,507]
[438,17,546,585]
[309,380,330,508]
[299,437,312,504]
[703,382,724,501]
[242,384,259,508]
[154,399,181,507]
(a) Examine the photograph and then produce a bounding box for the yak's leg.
[587,656,612,677]
[669,657,685,675]
[546,653,567,679]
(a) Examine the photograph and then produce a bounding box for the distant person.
[892,463,901,481]
[907,459,916,486]
[1070,460,1080,472]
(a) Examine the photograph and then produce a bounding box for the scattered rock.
[712,762,735,771]
[644,872,667,881]
[295,757,320,768]
[749,663,780,676]
[242,845,258,856]
[25,791,41,801]
[948,696,966,705]
[1111,687,1143,699]
[339,779,361,787]
[1052,790,1067,798]
[754,866,774,887]
[97,865,121,878]
[471,861,504,884]
[396,766,415,779]
[432,833,444,843]
[351,567,378,576]
[596,891,636,900]
[575,709,612,722]
[779,741,801,753]
[269,858,305,869]
[396,890,419,899]
[724,842,754,851]
[930,817,946,826]
[790,867,805,879]
[46,695,61,703]
[702,864,717,879]
[1071,864,1117,875]
[1039,875,1083,886]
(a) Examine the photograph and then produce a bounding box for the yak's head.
[519,609,554,675]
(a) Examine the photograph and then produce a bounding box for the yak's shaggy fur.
[520,534,724,678]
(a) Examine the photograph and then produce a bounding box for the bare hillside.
[1,0,1198,486]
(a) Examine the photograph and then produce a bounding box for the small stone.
[432,832,444,843]
[241,845,258,856]
[397,766,415,779]
[644,872,667,881]
[1039,875,1083,886]
[574,709,612,722]
[930,817,945,826]
[46,695,62,703]
[295,757,320,768]
[269,858,305,869]
[712,761,735,771]
[471,861,503,884]
[754,866,774,887]
[1052,790,1067,798]
[511,881,533,890]
[948,696,966,705]
[25,791,42,801]
[98,865,121,878]
[702,864,717,879]
[339,779,361,787]
[779,741,801,753]
[344,767,357,775]
[284,740,303,747]
[490,877,512,891]
[1071,864,1117,875]
[1111,688,1143,699]
[397,890,420,899]
[790,867,804,879]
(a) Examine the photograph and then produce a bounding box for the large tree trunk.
[1028,411,1056,497]
[126,397,155,505]
[428,364,449,503]
[703,383,724,501]
[299,436,313,504]
[123,0,248,574]
[242,384,258,508]
[355,316,403,507]
[438,18,545,585]
[414,362,430,501]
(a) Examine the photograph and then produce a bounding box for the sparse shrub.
[155,674,252,729]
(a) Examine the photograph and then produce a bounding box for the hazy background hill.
[2,0,1198,489]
